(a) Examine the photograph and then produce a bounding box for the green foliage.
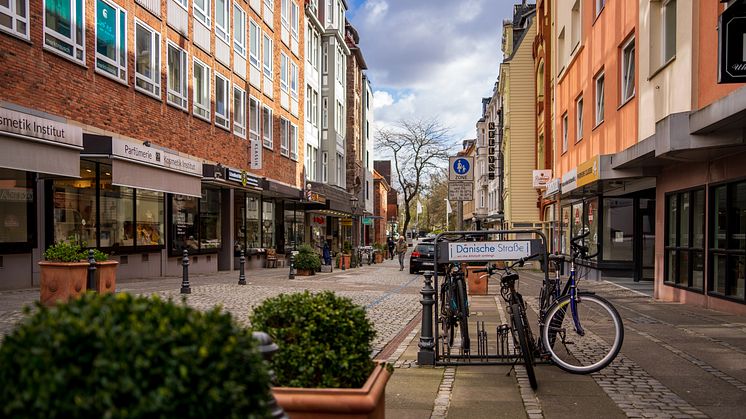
[342,241,352,254]
[91,248,109,262]
[43,241,84,262]
[250,291,376,389]
[0,293,271,418]
[294,246,321,271]
[297,243,316,254]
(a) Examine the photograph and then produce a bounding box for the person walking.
[387,237,396,260]
[396,236,407,271]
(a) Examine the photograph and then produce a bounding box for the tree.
[375,119,452,236]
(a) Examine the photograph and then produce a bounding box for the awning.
[1,134,82,177]
[112,159,202,197]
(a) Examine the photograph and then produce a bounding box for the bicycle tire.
[541,293,624,374]
[455,279,470,352]
[511,303,537,389]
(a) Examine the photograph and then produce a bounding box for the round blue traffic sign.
[453,158,470,175]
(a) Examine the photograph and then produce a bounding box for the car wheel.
[409,267,416,274]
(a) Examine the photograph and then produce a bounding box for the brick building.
[374,160,398,237]
[372,170,389,245]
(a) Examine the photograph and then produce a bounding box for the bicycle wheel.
[511,303,537,389]
[542,293,624,374]
[455,279,470,352]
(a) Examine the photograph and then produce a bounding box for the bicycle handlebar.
[475,253,543,275]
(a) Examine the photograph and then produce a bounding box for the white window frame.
[621,37,635,104]
[167,41,188,110]
[262,105,273,148]
[306,86,312,122]
[595,0,605,16]
[94,0,127,83]
[336,46,343,82]
[43,0,85,63]
[595,71,605,126]
[290,61,298,99]
[194,0,211,27]
[280,117,290,156]
[215,73,230,130]
[249,95,261,142]
[233,85,247,138]
[215,0,230,43]
[662,0,676,63]
[322,43,328,74]
[290,1,299,42]
[0,0,29,39]
[575,96,583,142]
[134,19,161,99]
[322,97,328,129]
[562,112,568,153]
[280,0,289,30]
[233,3,246,57]
[326,0,332,24]
[336,153,344,187]
[280,52,289,92]
[290,122,298,160]
[263,33,273,79]
[249,19,260,68]
[193,57,211,121]
[322,152,329,182]
[312,90,319,126]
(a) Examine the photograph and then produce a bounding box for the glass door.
[637,198,656,281]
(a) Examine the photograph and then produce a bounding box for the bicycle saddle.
[501,273,519,285]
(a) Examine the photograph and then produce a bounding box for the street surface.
[1,254,745,418]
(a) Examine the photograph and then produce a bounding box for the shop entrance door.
[635,198,656,282]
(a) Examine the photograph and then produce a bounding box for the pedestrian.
[387,236,396,260]
[396,235,407,271]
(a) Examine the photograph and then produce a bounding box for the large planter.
[338,254,351,270]
[465,266,489,295]
[296,268,315,276]
[95,260,119,293]
[374,253,384,264]
[38,261,88,306]
[272,363,391,419]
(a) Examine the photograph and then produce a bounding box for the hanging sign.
[718,1,746,83]
[250,138,262,169]
[488,121,496,180]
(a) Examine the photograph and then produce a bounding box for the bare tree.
[375,119,452,237]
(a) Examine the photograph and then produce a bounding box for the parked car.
[409,239,446,274]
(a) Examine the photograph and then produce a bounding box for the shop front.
[305,181,355,255]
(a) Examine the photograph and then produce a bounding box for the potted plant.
[338,242,352,269]
[250,291,391,418]
[91,249,119,294]
[38,241,89,306]
[0,293,272,417]
[373,243,385,264]
[294,244,321,276]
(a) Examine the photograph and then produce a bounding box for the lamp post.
[350,197,359,267]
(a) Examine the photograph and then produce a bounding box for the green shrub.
[43,241,84,262]
[294,246,321,271]
[0,293,271,418]
[250,291,376,389]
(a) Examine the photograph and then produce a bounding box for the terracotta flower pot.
[296,268,315,276]
[95,261,119,294]
[338,254,351,269]
[272,362,391,419]
[465,266,489,295]
[374,253,384,264]
[38,261,88,306]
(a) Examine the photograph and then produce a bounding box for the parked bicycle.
[439,262,470,356]
[476,230,625,389]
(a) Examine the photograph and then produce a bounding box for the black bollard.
[417,271,436,365]
[87,249,96,292]
[252,331,289,419]
[288,252,295,279]
[180,249,191,294]
[238,250,247,285]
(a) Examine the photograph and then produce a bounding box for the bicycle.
[439,262,470,356]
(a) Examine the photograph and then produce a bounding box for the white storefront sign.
[448,241,531,261]
[532,169,552,189]
[544,178,561,198]
[112,138,202,176]
[0,106,83,147]
[561,168,578,193]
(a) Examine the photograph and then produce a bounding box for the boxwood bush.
[0,293,271,418]
[250,291,376,389]
[293,244,321,271]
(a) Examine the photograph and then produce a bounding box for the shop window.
[53,160,98,246]
[215,73,230,130]
[284,208,304,252]
[167,42,188,110]
[44,0,85,64]
[0,169,35,252]
[234,193,260,254]
[262,200,275,248]
[135,20,161,99]
[136,189,164,246]
[0,0,29,39]
[602,198,633,261]
[99,174,133,248]
[233,85,247,138]
[193,58,211,121]
[95,0,127,83]
[199,188,221,249]
[170,188,222,255]
[665,188,704,291]
[710,182,746,300]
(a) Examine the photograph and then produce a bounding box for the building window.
[0,169,34,252]
[44,0,85,63]
[594,71,605,125]
[290,1,299,43]
[575,96,583,141]
[322,97,328,129]
[215,0,229,43]
[595,0,605,17]
[193,58,211,121]
[336,153,344,187]
[290,62,298,99]
[262,105,273,148]
[305,86,312,122]
[215,73,230,130]
[95,0,126,82]
[0,0,29,39]
[326,0,332,23]
[280,117,289,156]
[305,145,317,181]
[280,0,288,31]
[263,33,273,78]
[233,3,246,57]
[280,52,289,92]
[562,112,568,153]
[249,96,260,142]
[662,0,676,63]
[710,182,746,300]
[234,193,261,253]
[249,19,260,68]
[193,0,210,27]
[167,42,188,110]
[665,189,705,291]
[621,37,635,103]
[322,151,328,183]
[233,85,246,138]
[570,0,580,51]
[322,43,328,74]
[135,19,160,98]
[290,122,298,160]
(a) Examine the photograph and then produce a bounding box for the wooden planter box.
[272,363,391,419]
[95,261,119,293]
[38,261,88,306]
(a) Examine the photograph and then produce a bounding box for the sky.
[347,0,517,149]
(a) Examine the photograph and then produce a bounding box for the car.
[409,241,435,274]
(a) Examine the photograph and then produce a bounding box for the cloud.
[348,0,516,145]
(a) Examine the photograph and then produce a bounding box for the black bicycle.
[439,262,470,356]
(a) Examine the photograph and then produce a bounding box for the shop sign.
[561,168,577,193]
[0,107,83,148]
[544,178,561,198]
[306,190,326,204]
[576,156,600,188]
[341,218,353,226]
[112,138,202,176]
[448,241,531,262]
[718,1,746,84]
[532,169,552,189]
[488,121,496,180]
[250,138,262,169]
[0,187,33,201]
[312,216,325,225]
[227,168,260,188]
[362,216,374,225]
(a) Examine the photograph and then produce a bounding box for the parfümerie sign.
[0,107,83,148]
[112,138,202,176]
[448,241,531,261]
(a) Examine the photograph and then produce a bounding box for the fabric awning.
[1,134,81,177]
[112,159,202,197]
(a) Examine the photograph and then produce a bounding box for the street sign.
[449,156,474,181]
[448,181,473,201]
[448,240,531,261]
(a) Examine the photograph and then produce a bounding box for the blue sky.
[346,0,517,146]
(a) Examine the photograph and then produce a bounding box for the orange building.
[372,170,390,245]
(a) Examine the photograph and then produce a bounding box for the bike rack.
[417,229,551,367]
